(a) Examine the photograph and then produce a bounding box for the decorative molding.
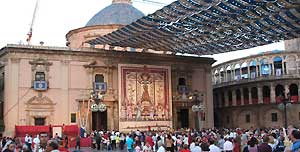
[10,58,20,63]
[25,93,56,105]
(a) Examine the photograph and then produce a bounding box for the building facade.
[0,0,215,136]
[212,39,300,128]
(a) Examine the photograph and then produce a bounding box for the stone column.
[270,84,276,103]
[241,89,244,105]
[258,64,262,77]
[224,69,227,82]
[249,87,252,104]
[272,63,275,76]
[285,84,289,97]
[232,90,237,106]
[247,66,250,79]
[233,69,235,80]
[258,86,263,104]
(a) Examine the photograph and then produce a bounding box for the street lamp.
[189,90,204,130]
[278,93,291,129]
[90,91,107,112]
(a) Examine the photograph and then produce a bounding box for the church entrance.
[92,111,107,131]
[178,109,189,128]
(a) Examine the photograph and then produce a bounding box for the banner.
[118,64,172,131]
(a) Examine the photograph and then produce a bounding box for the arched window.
[251,87,258,104]
[290,84,298,103]
[226,66,232,82]
[275,84,285,103]
[214,70,219,83]
[234,64,241,80]
[263,86,270,104]
[273,56,283,76]
[260,58,269,76]
[220,68,224,82]
[249,60,257,79]
[241,62,248,79]
[95,74,104,83]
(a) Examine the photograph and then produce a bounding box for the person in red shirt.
[145,134,154,147]
[180,144,190,152]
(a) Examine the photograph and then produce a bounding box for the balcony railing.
[213,73,300,88]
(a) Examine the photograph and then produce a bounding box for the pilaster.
[241,89,244,105]
[60,60,70,124]
[270,84,276,103]
[257,86,263,104]
[4,58,20,136]
[232,90,236,106]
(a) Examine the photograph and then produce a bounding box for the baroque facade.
[212,38,300,129]
[0,44,214,136]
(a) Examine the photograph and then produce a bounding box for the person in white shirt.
[191,142,202,152]
[209,139,221,152]
[143,142,153,152]
[189,140,196,150]
[24,134,29,145]
[33,135,40,152]
[183,135,189,145]
[157,141,165,152]
[223,138,234,152]
[28,135,33,151]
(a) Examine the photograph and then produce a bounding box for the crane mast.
[26,0,40,44]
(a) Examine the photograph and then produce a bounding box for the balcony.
[213,74,300,88]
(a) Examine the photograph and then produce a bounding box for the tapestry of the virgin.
[118,64,172,131]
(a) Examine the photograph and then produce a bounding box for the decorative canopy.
[87,0,300,55]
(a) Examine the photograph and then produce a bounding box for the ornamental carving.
[25,93,56,105]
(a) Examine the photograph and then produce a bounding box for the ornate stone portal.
[25,93,56,125]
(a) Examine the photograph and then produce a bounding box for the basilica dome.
[86,0,144,26]
[66,0,144,49]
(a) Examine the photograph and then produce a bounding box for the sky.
[0,0,284,65]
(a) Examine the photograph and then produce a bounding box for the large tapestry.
[119,64,172,131]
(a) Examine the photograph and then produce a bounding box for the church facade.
[0,0,215,136]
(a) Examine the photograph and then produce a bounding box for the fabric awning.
[87,0,300,55]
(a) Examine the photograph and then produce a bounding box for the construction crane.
[26,0,40,44]
[133,0,168,6]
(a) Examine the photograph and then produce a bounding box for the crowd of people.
[90,125,300,152]
[0,133,68,152]
[0,125,300,152]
